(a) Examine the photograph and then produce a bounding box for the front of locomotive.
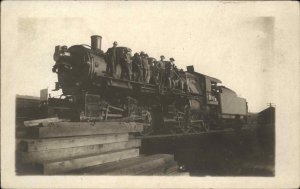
[52,35,106,95]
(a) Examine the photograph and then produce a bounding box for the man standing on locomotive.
[141,52,150,83]
[149,58,159,85]
[120,48,132,80]
[165,58,174,88]
[145,54,151,83]
[156,55,166,85]
[132,53,143,82]
[105,41,118,77]
[170,58,176,88]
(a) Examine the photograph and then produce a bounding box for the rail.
[137,126,255,140]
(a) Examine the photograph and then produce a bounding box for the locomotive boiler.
[48,35,248,135]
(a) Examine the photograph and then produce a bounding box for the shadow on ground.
[141,125,274,176]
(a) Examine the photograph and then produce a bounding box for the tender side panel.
[219,88,247,115]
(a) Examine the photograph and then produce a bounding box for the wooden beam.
[24,117,64,127]
[107,114,123,118]
[22,139,141,163]
[70,154,174,175]
[71,156,149,174]
[42,148,139,174]
[137,128,248,140]
[108,105,124,112]
[108,155,175,175]
[27,122,143,138]
[164,163,179,175]
[21,133,129,152]
[137,165,166,175]
[38,121,142,128]
[133,158,178,175]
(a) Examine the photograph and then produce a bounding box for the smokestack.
[91,35,102,51]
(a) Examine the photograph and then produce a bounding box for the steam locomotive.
[48,35,248,135]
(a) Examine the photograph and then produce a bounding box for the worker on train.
[105,41,118,77]
[120,48,132,80]
[149,58,159,85]
[132,52,143,82]
[140,52,150,83]
[165,58,175,89]
[156,55,166,85]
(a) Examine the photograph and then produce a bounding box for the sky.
[2,1,299,112]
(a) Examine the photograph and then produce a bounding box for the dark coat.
[105,47,117,64]
[141,56,149,70]
[132,55,143,72]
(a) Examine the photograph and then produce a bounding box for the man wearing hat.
[165,57,175,88]
[141,52,150,83]
[148,57,159,84]
[170,58,177,89]
[132,52,143,82]
[156,55,166,84]
[120,48,132,80]
[105,41,118,77]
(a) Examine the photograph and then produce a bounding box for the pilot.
[105,41,118,77]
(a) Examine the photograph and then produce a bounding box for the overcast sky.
[2,1,299,112]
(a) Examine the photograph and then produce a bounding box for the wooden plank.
[70,154,174,175]
[131,159,178,176]
[108,105,124,112]
[138,165,166,175]
[70,155,149,174]
[137,128,243,140]
[24,117,61,127]
[39,121,141,128]
[108,155,175,175]
[27,122,143,138]
[21,133,129,152]
[107,114,123,118]
[165,163,179,175]
[42,148,139,174]
[22,139,141,163]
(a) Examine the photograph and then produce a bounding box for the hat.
[140,51,145,55]
[160,55,165,58]
[113,41,118,45]
[170,58,175,61]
